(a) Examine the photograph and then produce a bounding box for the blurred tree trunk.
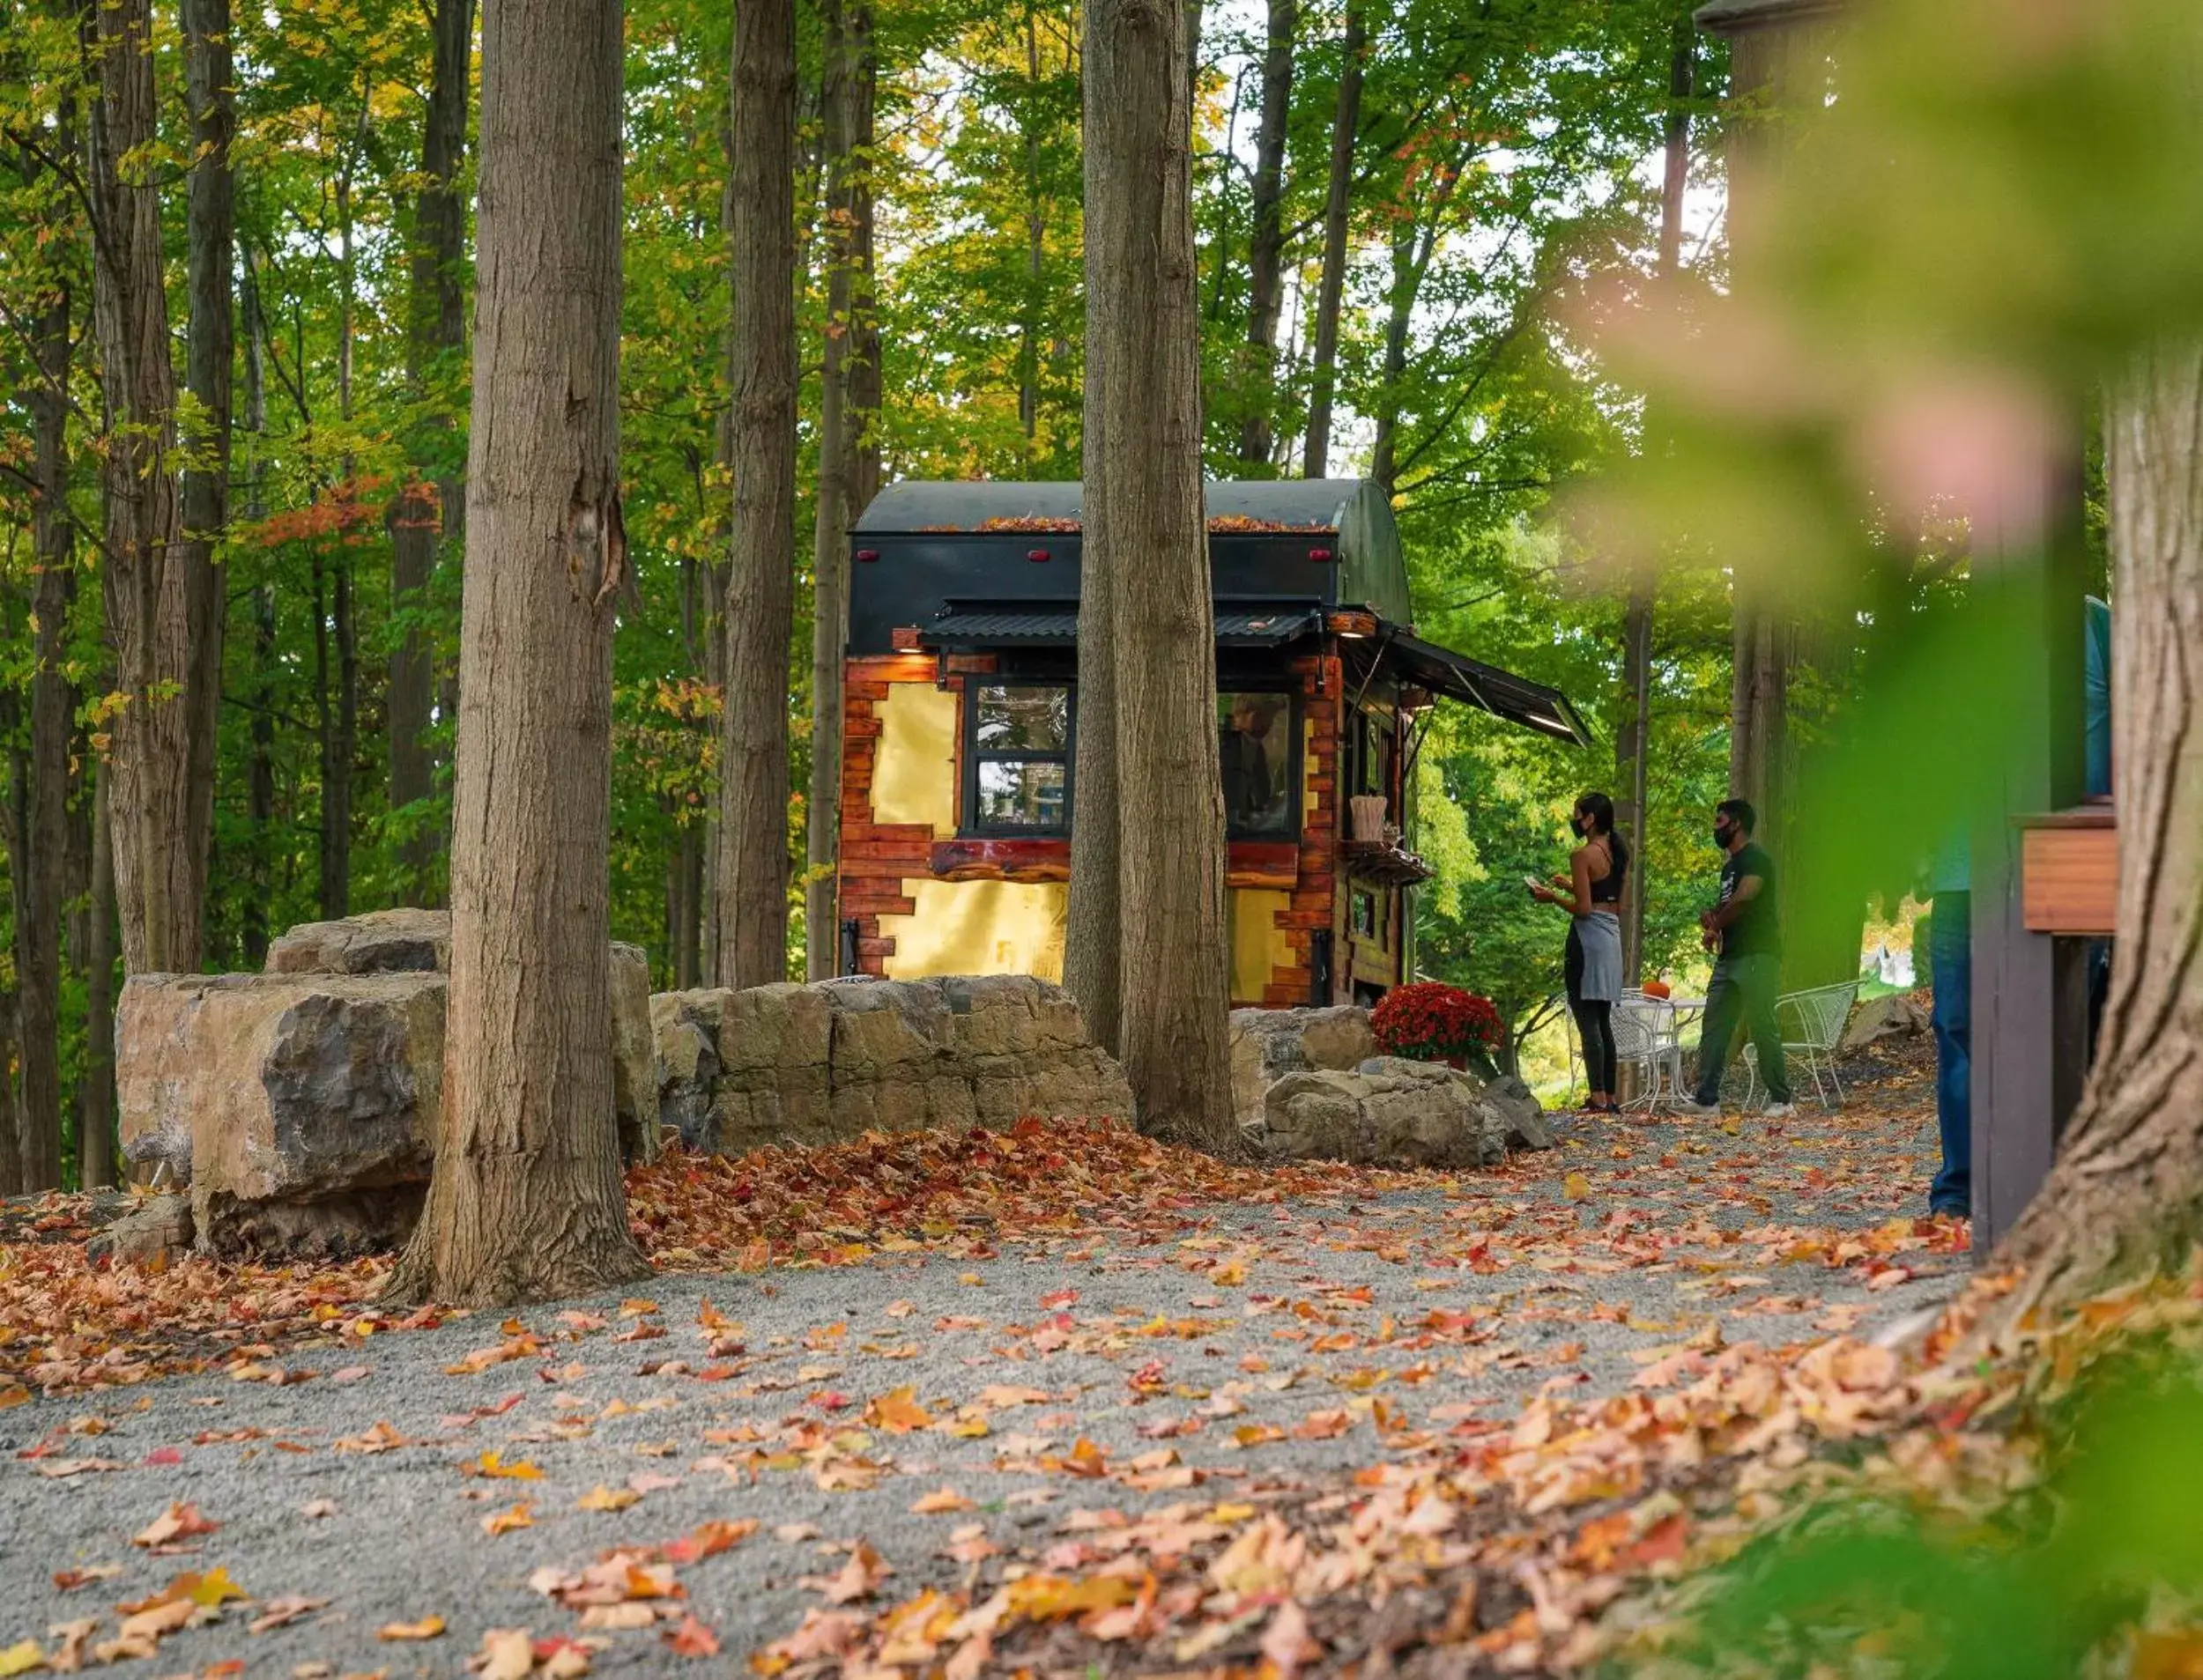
[1301,2,1361,479]
[1017,4,1044,460]
[716,0,799,989]
[1081,0,1232,1148]
[1617,18,1695,985]
[1999,340,2203,1317]
[83,0,202,977]
[388,0,647,1306]
[1235,0,1295,468]
[181,0,233,968]
[389,0,475,907]
[240,246,276,966]
[805,0,873,981]
[322,170,362,920]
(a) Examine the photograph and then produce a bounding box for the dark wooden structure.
[833,480,1591,1007]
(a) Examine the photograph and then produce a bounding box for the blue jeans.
[1694,952,1788,1106]
[1928,892,1971,1215]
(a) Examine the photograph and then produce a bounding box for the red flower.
[1370,982,1504,1062]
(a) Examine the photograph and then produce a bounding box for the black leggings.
[1566,924,1618,1094]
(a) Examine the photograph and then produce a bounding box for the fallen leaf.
[471,1451,544,1481]
[248,1595,329,1634]
[910,1486,976,1514]
[0,1640,42,1677]
[378,1615,447,1641]
[577,1485,641,1512]
[133,1502,219,1548]
[483,1501,536,1536]
[475,1628,535,1680]
[299,1498,339,1519]
[663,1616,721,1658]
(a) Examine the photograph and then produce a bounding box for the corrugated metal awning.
[922,601,1324,649]
[1351,626,1595,749]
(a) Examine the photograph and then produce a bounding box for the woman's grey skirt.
[1571,910,1624,1003]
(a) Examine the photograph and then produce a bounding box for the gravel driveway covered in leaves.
[0,1038,1969,1676]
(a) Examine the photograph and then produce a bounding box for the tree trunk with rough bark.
[716,0,799,990]
[240,244,275,966]
[10,140,77,1191]
[805,0,873,981]
[1617,19,1694,984]
[81,757,118,1189]
[84,0,202,978]
[1235,0,1295,469]
[388,0,648,1306]
[1996,343,2203,1321]
[389,0,475,907]
[1081,0,1233,1148]
[181,0,233,969]
[1301,2,1361,480]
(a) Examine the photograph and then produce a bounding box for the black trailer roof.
[855,478,1380,534]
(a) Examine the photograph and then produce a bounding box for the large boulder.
[264,910,658,1165]
[117,972,448,1255]
[1228,1006,1378,1128]
[1353,1055,1555,1152]
[1841,992,1930,1054]
[658,974,1132,1154]
[1248,1058,1508,1169]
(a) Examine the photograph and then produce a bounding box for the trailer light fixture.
[855,548,881,563]
[1026,547,1051,562]
[1308,546,1335,562]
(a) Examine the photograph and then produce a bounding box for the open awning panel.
[1356,626,1595,750]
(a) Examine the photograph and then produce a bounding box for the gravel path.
[0,1049,1962,1675]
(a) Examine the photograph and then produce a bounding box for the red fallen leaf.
[1039,1288,1079,1309]
[1627,1513,1689,1566]
[144,1446,184,1467]
[663,1615,721,1657]
[133,1502,219,1548]
[660,1519,758,1564]
[330,1365,371,1384]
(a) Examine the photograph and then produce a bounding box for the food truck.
[833,479,1591,1007]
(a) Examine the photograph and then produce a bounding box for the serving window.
[1218,690,1299,839]
[963,682,1072,834]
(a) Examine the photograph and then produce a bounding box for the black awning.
[1358,625,1596,749]
[922,601,1324,650]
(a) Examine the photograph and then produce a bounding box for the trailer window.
[1218,691,1297,837]
[965,685,1072,833]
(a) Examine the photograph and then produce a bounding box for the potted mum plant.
[1370,981,1506,1078]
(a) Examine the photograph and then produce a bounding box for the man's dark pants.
[1928,891,1971,1215]
[1694,952,1790,1106]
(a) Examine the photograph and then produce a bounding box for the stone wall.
[653,974,1133,1153]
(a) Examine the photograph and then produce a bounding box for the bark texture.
[10,144,77,1190]
[181,0,233,967]
[1996,344,2203,1320]
[1235,0,1296,469]
[82,759,118,1188]
[84,0,203,977]
[387,0,649,1306]
[716,0,800,990]
[389,0,476,906]
[1300,1,1361,480]
[1081,0,1233,1148]
[804,0,875,981]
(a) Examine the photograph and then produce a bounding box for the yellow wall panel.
[872,682,960,839]
[881,880,1067,983]
[1228,888,1294,1002]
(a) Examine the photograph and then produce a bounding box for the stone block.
[1840,993,1929,1053]
[265,907,451,976]
[1250,1058,1510,1170]
[117,972,447,1256]
[1228,1005,1378,1128]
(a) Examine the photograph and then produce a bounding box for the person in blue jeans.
[1681,799,1794,1119]
[1925,595,2111,1220]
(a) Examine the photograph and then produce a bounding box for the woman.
[1530,792,1628,1115]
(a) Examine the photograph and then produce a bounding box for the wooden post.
[1970,484,2090,1253]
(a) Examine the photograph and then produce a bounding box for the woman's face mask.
[1569,815,1587,839]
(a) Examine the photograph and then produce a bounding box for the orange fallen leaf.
[663,1615,721,1658]
[910,1486,976,1514]
[377,1614,447,1641]
[578,1484,641,1512]
[471,1450,545,1480]
[483,1500,537,1536]
[133,1502,219,1549]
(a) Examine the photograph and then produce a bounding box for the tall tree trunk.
[1369,221,1417,493]
[1616,19,1695,984]
[388,0,647,1306]
[1235,0,1295,469]
[804,0,872,981]
[1301,1,1361,480]
[716,0,799,989]
[81,757,118,1189]
[323,175,360,918]
[389,0,475,907]
[1017,4,1044,460]
[83,0,202,977]
[181,0,233,970]
[314,550,342,914]
[1998,341,2203,1320]
[11,141,78,1191]
[240,243,276,966]
[1081,0,1232,1148]
[845,5,880,514]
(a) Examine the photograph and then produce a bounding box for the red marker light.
[1308,547,1335,562]
[855,548,881,563]
[1027,548,1051,562]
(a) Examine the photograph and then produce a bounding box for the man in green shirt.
[1681,798,1794,1118]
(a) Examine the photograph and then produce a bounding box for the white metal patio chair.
[1743,979,1861,1109]
[1613,994,1686,1113]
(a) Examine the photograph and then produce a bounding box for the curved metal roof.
[854,479,1376,534]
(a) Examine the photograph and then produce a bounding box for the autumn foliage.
[1370,981,1506,1062]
